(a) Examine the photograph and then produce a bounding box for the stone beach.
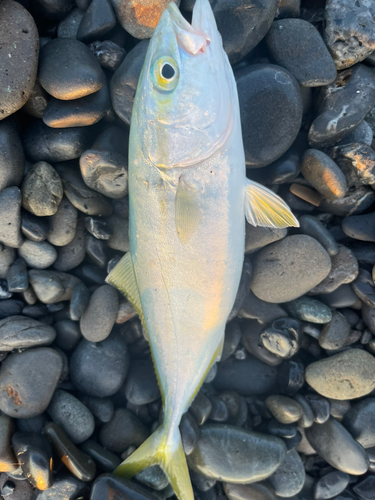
[1,0,375,499]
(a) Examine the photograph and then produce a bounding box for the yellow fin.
[115,425,193,500]
[175,176,201,245]
[245,179,299,228]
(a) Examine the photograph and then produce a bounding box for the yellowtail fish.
[106,1,299,498]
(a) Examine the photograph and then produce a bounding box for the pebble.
[43,83,111,128]
[314,471,350,500]
[44,422,96,482]
[236,64,302,168]
[342,212,375,242]
[54,320,81,352]
[319,284,360,309]
[352,268,375,308]
[319,186,375,217]
[239,289,286,325]
[80,285,118,342]
[89,40,126,72]
[57,8,84,39]
[190,392,212,425]
[53,218,86,272]
[112,0,180,39]
[86,236,108,267]
[266,19,336,87]
[301,150,347,200]
[224,482,277,500]
[308,65,375,148]
[100,408,149,453]
[299,216,338,256]
[0,122,24,193]
[111,40,149,126]
[77,0,116,42]
[310,245,358,295]
[23,121,93,163]
[33,0,74,19]
[305,419,369,475]
[251,235,331,303]
[21,212,49,243]
[241,319,282,366]
[106,214,130,252]
[0,347,63,418]
[305,349,375,400]
[180,411,199,455]
[47,389,95,444]
[91,473,157,500]
[260,317,303,359]
[188,424,286,483]
[0,300,24,318]
[324,0,375,69]
[85,217,112,240]
[11,432,53,490]
[47,197,78,247]
[0,315,56,351]
[0,414,17,473]
[267,448,305,497]
[265,395,303,424]
[6,258,28,293]
[318,311,351,350]
[122,359,160,406]
[221,321,242,362]
[19,240,57,269]
[33,473,86,500]
[245,224,287,253]
[285,297,332,324]
[0,0,39,119]
[247,148,300,185]
[213,356,278,396]
[304,394,330,425]
[353,476,375,500]
[81,440,121,472]
[0,474,34,498]
[21,162,63,217]
[29,269,80,303]
[333,143,375,187]
[0,188,22,249]
[39,39,105,100]
[337,120,373,147]
[70,283,90,321]
[70,333,129,397]
[23,81,49,119]
[79,395,114,423]
[343,397,375,449]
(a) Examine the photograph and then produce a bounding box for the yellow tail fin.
[114,425,194,500]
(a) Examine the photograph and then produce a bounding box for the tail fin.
[114,425,194,500]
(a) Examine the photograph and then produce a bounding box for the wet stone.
[6,259,28,293]
[305,349,375,399]
[80,285,118,342]
[267,448,305,497]
[47,197,78,247]
[47,389,95,444]
[301,150,347,200]
[343,397,375,449]
[306,418,369,475]
[21,212,49,243]
[90,40,126,72]
[19,240,57,270]
[266,19,336,87]
[304,394,330,425]
[91,473,158,500]
[236,64,302,168]
[122,359,160,406]
[314,470,349,500]
[77,0,116,42]
[224,481,277,500]
[265,395,303,424]
[0,122,24,193]
[0,316,56,351]
[260,317,303,359]
[53,218,86,272]
[318,311,351,350]
[22,162,63,217]
[11,432,52,490]
[0,347,63,418]
[188,424,286,483]
[251,235,331,303]
[99,408,148,453]
[80,440,121,472]
[85,216,112,240]
[29,269,81,304]
[70,333,129,397]
[0,414,16,473]
[70,283,90,321]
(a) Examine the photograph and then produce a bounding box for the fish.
[106,1,299,499]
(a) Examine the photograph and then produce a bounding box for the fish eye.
[151,56,179,92]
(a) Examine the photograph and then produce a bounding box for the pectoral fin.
[245,178,299,228]
[175,176,201,245]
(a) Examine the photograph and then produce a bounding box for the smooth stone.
[180,411,199,455]
[0,280,12,300]
[218,391,247,426]
[70,333,129,397]
[285,297,332,324]
[334,143,375,188]
[77,0,116,42]
[43,84,111,129]
[319,284,360,308]
[53,218,86,272]
[251,235,331,303]
[80,440,121,472]
[351,268,375,307]
[23,80,48,119]
[267,448,305,497]
[80,149,128,199]
[47,197,78,247]
[80,285,118,342]
[22,162,63,217]
[0,0,39,119]
[57,7,84,39]
[314,470,349,500]
[319,312,351,350]
[0,122,24,192]
[266,19,336,87]
[190,392,212,425]
[21,212,49,243]
[305,349,375,399]
[188,424,286,483]
[265,395,303,424]
[241,319,282,366]
[0,188,21,249]
[299,216,338,257]
[236,64,302,168]
[239,290,286,325]
[122,359,160,406]
[0,300,24,319]
[106,214,130,252]
[0,316,56,351]
[308,65,375,148]
[319,186,375,216]
[329,399,351,421]
[111,41,149,126]
[39,39,105,100]
[47,390,95,445]
[89,40,126,72]
[301,150,347,200]
[353,476,375,500]
[11,432,52,490]
[189,469,216,492]
[91,473,158,500]
[0,247,15,280]
[279,360,306,397]
[309,245,358,295]
[267,419,297,439]
[79,395,114,423]
[304,394,330,424]
[293,394,314,428]
[135,465,168,491]
[221,321,241,362]
[247,148,300,185]
[29,269,80,303]
[337,120,373,147]
[54,320,81,353]
[224,481,277,500]
[18,240,57,269]
[305,418,369,475]
[349,241,375,265]
[86,238,107,268]
[70,283,90,321]
[6,259,28,293]
[245,224,287,253]
[32,473,86,500]
[0,414,16,473]
[55,162,112,216]
[324,0,375,69]
[32,0,74,19]
[44,422,96,482]
[100,408,148,453]
[343,397,375,448]
[23,122,93,163]
[85,217,112,240]
[213,356,278,396]
[111,0,180,39]
[343,212,375,242]
[0,348,63,418]
[260,317,303,359]
[362,303,375,334]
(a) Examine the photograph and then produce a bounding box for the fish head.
[135,0,235,169]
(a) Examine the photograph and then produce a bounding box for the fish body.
[107,2,298,499]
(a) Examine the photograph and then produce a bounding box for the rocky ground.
[0,0,375,499]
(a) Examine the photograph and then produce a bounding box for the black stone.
[85,216,112,240]
[21,211,49,243]
[90,40,126,72]
[32,473,87,500]
[70,282,90,321]
[190,392,212,425]
[299,215,339,256]
[351,268,375,308]
[267,419,297,438]
[343,397,375,449]
[6,259,28,293]
[122,359,160,406]
[267,449,305,497]
[99,408,149,453]
[180,411,199,455]
[260,317,303,359]
[79,395,114,423]
[0,316,56,351]
[86,236,107,269]
[32,0,74,19]
[278,360,305,396]
[353,476,375,500]
[247,148,300,185]
[54,319,82,352]
[0,414,16,474]
[80,439,121,472]
[91,473,158,500]
[239,290,286,325]
[305,394,330,424]
[314,471,350,500]
[76,0,116,42]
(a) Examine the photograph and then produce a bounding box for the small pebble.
[122,359,160,406]
[47,197,78,247]
[285,297,332,324]
[21,212,49,243]
[343,397,375,449]
[80,440,121,472]
[304,394,330,425]
[0,315,56,351]
[0,414,17,473]
[267,448,305,497]
[6,259,28,293]
[90,40,126,71]
[18,239,57,270]
[299,215,338,256]
[79,395,114,423]
[260,317,303,359]
[318,311,351,350]
[99,408,149,453]
[76,0,116,42]
[265,395,303,424]
[80,285,118,342]
[70,282,90,321]
[53,218,86,272]
[353,476,375,500]
[91,473,157,500]
[314,471,350,500]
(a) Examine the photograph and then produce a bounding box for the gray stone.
[267,449,305,497]
[79,395,114,423]
[333,142,375,187]
[265,395,303,424]
[285,297,332,324]
[122,359,160,406]
[69,282,90,321]
[22,162,63,217]
[241,319,282,366]
[314,470,349,500]
[337,120,373,147]
[343,397,375,449]
[53,218,86,272]
[23,81,49,119]
[0,122,24,192]
[301,150,347,200]
[47,197,78,247]
[57,7,84,39]
[245,223,287,253]
[28,269,81,304]
[89,40,126,72]
[18,240,57,270]
[319,185,375,216]
[54,320,82,352]
[342,212,375,242]
[224,482,277,500]
[99,408,149,453]
[319,311,351,350]
[80,285,119,342]
[6,258,28,292]
[107,214,130,252]
[0,414,17,473]
[299,215,338,256]
[76,0,116,42]
[0,316,56,351]
[0,187,22,249]
[0,247,16,280]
